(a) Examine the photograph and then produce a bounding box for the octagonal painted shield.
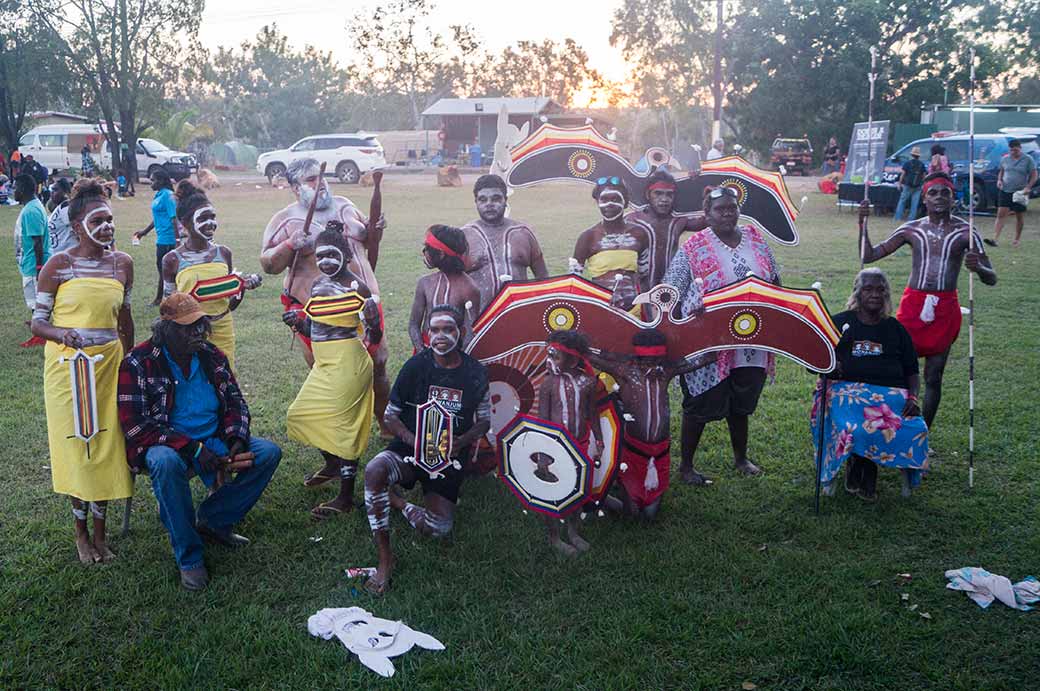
[497,414,593,518]
[412,398,454,478]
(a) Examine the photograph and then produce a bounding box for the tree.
[196,25,353,149]
[0,4,73,154]
[352,0,482,128]
[611,0,1016,156]
[27,0,203,179]
[472,39,607,107]
[141,109,214,151]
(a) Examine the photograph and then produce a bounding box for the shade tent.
[208,141,258,169]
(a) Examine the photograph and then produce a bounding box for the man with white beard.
[260,158,391,435]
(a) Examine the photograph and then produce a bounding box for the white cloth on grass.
[307,607,445,677]
[944,567,1040,611]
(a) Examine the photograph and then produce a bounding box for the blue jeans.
[894,185,921,221]
[145,437,281,570]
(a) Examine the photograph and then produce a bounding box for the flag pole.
[967,47,976,489]
[859,46,878,269]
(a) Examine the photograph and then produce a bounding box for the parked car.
[883,134,1040,212]
[769,137,814,175]
[18,125,196,180]
[101,137,197,181]
[257,133,386,184]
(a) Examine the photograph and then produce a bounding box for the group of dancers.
[25,156,996,592]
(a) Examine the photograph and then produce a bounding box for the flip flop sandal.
[310,502,347,521]
[681,471,713,486]
[303,471,338,488]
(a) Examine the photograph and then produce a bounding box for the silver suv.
[257,133,387,184]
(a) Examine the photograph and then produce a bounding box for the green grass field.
[1,175,1037,689]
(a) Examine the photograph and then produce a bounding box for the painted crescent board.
[189,273,245,302]
[469,275,840,372]
[60,349,106,456]
[497,414,593,518]
[304,291,366,319]
[502,123,799,244]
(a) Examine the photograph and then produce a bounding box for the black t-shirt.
[902,158,926,188]
[831,311,919,388]
[825,145,841,162]
[386,348,489,459]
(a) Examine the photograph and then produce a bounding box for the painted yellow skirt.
[287,337,374,459]
[176,261,236,370]
[44,278,132,501]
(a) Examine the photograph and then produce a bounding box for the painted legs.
[70,497,113,564]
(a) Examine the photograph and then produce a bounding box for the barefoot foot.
[679,466,713,486]
[550,538,578,557]
[93,538,117,562]
[364,562,393,596]
[75,533,99,564]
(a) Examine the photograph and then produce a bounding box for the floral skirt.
[810,380,930,486]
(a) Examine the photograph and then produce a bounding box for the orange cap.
[160,292,208,325]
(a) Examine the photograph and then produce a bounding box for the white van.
[18,125,197,179]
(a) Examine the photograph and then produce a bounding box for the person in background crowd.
[706,139,725,161]
[81,145,96,177]
[47,178,77,254]
[928,144,950,175]
[133,168,178,306]
[894,146,926,221]
[14,173,51,347]
[822,137,842,175]
[117,170,128,198]
[10,146,22,177]
[987,138,1037,248]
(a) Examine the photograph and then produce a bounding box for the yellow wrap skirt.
[287,337,374,459]
[176,261,236,370]
[44,278,133,501]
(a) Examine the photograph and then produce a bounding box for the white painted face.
[192,205,217,240]
[315,244,344,276]
[297,169,331,210]
[80,204,115,248]
[428,313,460,355]
[597,189,625,221]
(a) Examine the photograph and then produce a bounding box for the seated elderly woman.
[118,293,281,590]
[812,268,930,501]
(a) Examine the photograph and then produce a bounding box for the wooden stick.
[285,161,327,300]
[284,162,327,349]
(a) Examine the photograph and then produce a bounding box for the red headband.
[647,181,677,193]
[424,231,463,259]
[547,343,594,375]
[633,345,667,357]
[922,177,955,194]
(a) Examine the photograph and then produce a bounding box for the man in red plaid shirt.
[118,293,281,590]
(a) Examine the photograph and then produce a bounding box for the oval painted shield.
[497,414,593,518]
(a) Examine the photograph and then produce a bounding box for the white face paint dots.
[81,205,115,248]
[316,245,345,275]
[192,205,218,239]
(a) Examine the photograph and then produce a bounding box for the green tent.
[208,141,259,169]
